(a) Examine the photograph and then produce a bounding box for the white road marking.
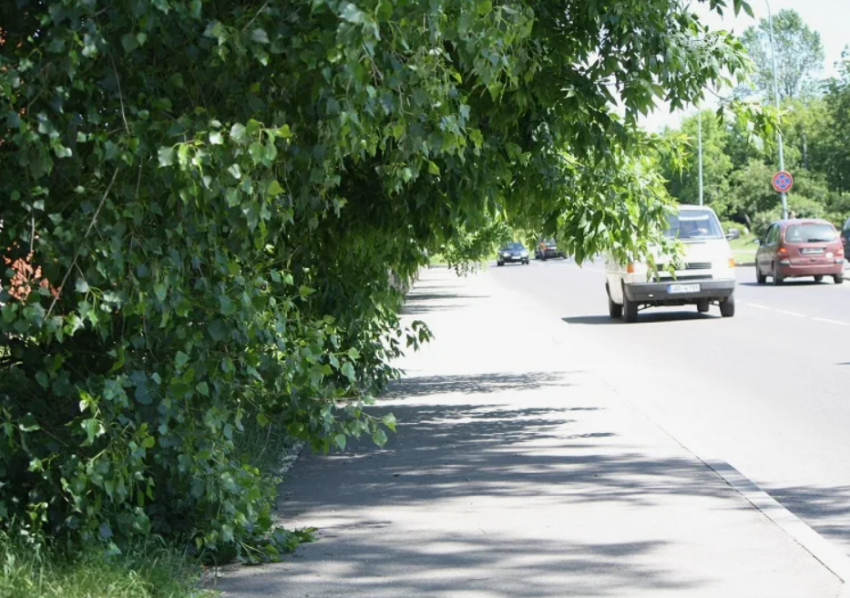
[776,310,807,318]
[744,302,771,310]
[812,317,850,327]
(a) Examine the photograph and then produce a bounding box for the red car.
[755,219,845,285]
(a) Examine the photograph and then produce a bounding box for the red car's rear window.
[784,224,837,243]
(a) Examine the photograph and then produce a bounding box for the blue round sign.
[772,171,793,193]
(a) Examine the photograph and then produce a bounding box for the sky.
[639,0,850,132]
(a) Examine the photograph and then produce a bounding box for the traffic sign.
[772,171,793,194]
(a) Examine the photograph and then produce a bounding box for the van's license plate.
[668,283,700,294]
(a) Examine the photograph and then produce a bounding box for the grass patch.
[0,533,213,598]
[730,234,759,266]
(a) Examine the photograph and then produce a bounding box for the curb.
[629,400,850,596]
[700,457,850,596]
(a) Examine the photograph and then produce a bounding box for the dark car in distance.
[756,219,845,284]
[536,239,566,261]
[497,242,529,266]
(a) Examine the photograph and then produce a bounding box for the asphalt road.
[489,258,850,556]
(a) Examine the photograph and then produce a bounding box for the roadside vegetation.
[658,10,850,236]
[0,534,211,598]
[0,0,767,591]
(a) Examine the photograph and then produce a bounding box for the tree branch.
[46,168,120,319]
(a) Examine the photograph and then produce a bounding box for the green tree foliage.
[659,15,849,235]
[0,0,752,558]
[739,8,825,101]
[660,110,733,213]
[818,52,850,195]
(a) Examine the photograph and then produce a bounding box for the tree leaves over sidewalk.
[0,0,750,560]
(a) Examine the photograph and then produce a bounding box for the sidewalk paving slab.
[216,267,842,598]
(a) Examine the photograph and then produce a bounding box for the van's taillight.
[627,263,635,273]
[728,258,736,268]
[778,246,788,255]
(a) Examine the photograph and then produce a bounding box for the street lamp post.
[766,0,788,219]
[697,109,704,206]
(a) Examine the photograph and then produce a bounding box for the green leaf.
[341,362,356,382]
[142,436,156,448]
[298,285,315,298]
[154,283,167,302]
[53,145,72,158]
[75,278,90,293]
[219,295,237,316]
[157,147,175,167]
[249,142,265,165]
[376,0,393,20]
[347,347,360,360]
[250,28,270,44]
[175,351,190,368]
[381,413,397,432]
[82,418,104,445]
[372,428,388,447]
[209,131,223,145]
[340,3,366,24]
[267,180,284,196]
[256,412,271,427]
[121,33,139,53]
[195,381,210,397]
[476,0,492,15]
[428,161,441,176]
[334,433,347,450]
[35,371,50,389]
[230,123,247,144]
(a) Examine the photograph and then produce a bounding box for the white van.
[605,205,737,323]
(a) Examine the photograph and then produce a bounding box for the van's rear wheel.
[697,299,710,313]
[622,290,638,323]
[814,275,824,283]
[607,286,622,319]
[720,295,735,318]
[835,273,844,284]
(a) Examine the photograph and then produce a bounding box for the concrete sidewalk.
[217,267,842,597]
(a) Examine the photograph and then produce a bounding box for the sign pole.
[697,109,704,206]
[766,1,788,219]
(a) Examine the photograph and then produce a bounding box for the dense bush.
[0,0,751,559]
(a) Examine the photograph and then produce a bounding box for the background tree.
[739,9,825,101]
[818,51,850,195]
[659,111,733,215]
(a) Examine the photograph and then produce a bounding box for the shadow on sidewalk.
[216,368,742,596]
[400,290,489,316]
[386,372,579,398]
[280,399,742,516]
[765,483,850,550]
[222,536,690,598]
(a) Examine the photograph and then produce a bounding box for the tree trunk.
[801,132,809,170]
